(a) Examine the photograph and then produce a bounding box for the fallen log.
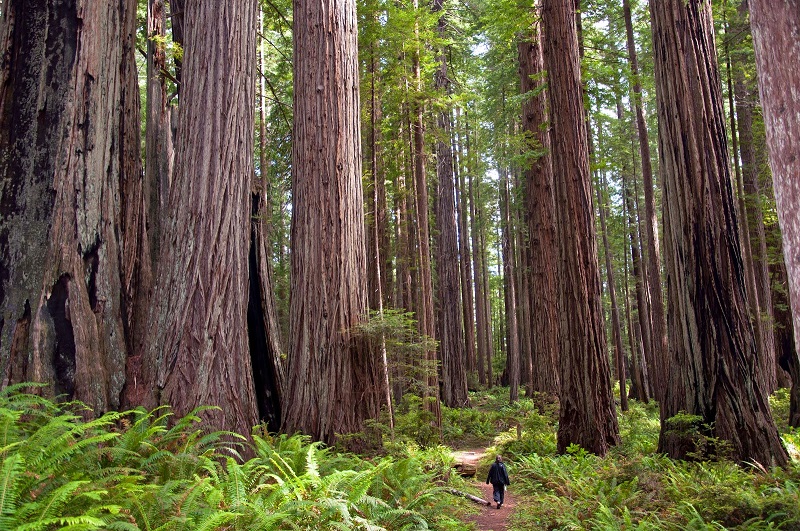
[447,488,491,506]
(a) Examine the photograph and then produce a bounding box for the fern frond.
[0,452,24,518]
[27,479,92,522]
[15,513,106,531]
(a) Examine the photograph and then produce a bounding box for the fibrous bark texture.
[651,0,787,466]
[500,166,520,403]
[433,0,468,409]
[749,0,800,429]
[142,0,260,436]
[542,0,619,456]
[119,0,151,408]
[519,20,560,398]
[249,189,285,432]
[1,0,136,413]
[455,109,477,382]
[283,0,383,443]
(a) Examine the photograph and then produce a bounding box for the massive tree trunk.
[142,0,260,436]
[518,22,560,398]
[749,0,800,428]
[542,0,619,456]
[432,0,468,408]
[773,251,800,427]
[0,0,137,413]
[622,0,667,403]
[651,0,787,465]
[283,0,383,443]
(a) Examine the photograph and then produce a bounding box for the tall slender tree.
[622,0,667,403]
[542,0,619,455]
[454,108,478,381]
[597,168,628,413]
[500,163,521,403]
[432,0,468,408]
[650,0,787,465]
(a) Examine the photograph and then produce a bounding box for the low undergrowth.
[4,382,800,530]
[466,388,800,530]
[0,383,470,530]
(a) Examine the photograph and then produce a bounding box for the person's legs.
[492,483,504,508]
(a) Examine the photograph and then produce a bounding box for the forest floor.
[453,448,516,531]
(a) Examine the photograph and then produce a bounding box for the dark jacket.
[486,461,510,486]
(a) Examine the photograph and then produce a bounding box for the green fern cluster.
[505,400,800,530]
[0,384,467,530]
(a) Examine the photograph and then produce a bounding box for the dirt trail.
[452,449,515,531]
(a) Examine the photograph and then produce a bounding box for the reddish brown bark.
[500,165,520,403]
[518,25,560,398]
[283,0,383,443]
[651,0,787,465]
[249,187,285,432]
[468,116,490,386]
[365,30,390,312]
[454,108,478,382]
[142,0,260,436]
[0,0,136,413]
[542,0,619,455]
[750,0,800,428]
[432,4,469,408]
[119,0,151,409]
[597,170,627,412]
[622,0,668,403]
[410,0,440,424]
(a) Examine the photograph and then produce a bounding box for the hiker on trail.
[486,455,510,509]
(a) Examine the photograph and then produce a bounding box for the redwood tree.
[0,0,139,413]
[651,0,787,465]
[141,0,260,436]
[282,0,383,443]
[519,13,560,398]
[432,0,468,408]
[749,0,800,428]
[622,0,668,403]
[542,0,619,455]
